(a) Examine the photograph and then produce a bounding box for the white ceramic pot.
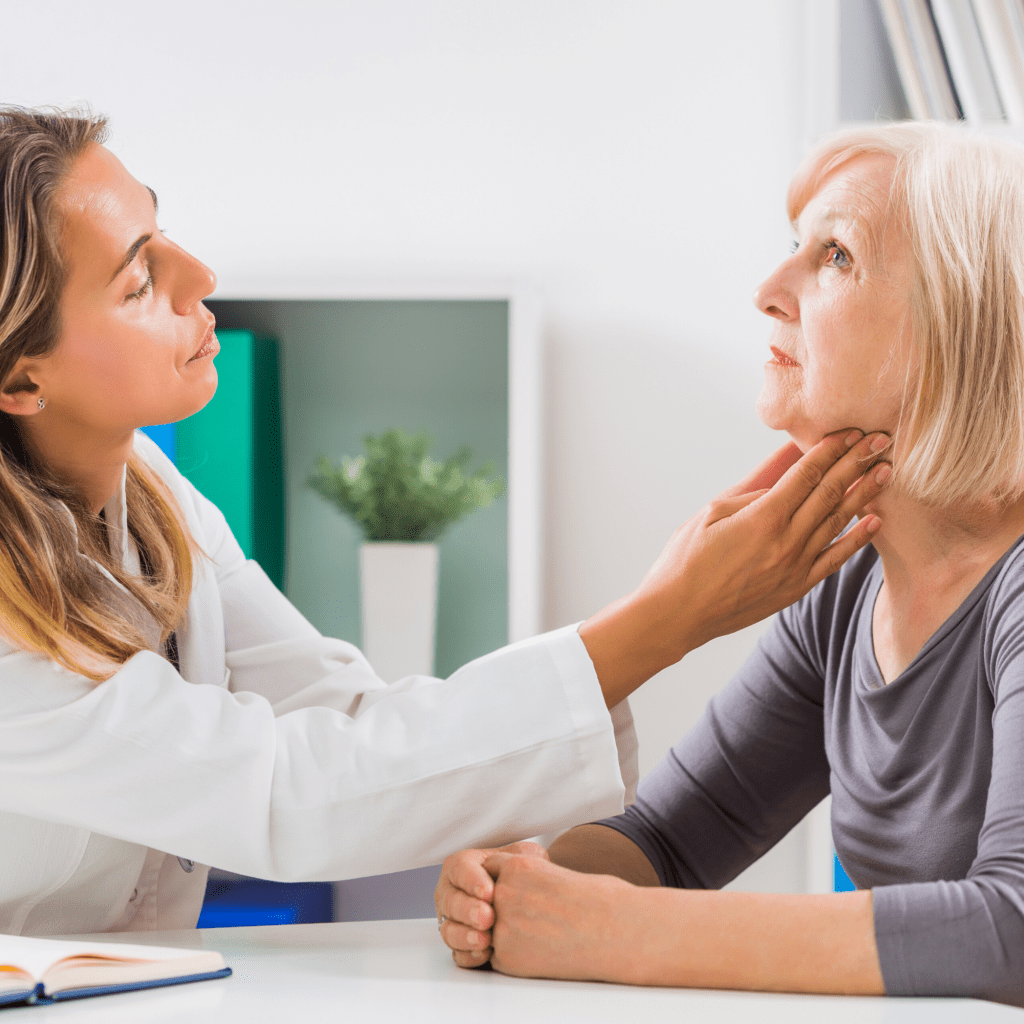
[359,542,439,682]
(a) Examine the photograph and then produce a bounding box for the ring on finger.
[437,914,448,932]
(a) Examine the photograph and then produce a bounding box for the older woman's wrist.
[592,876,665,985]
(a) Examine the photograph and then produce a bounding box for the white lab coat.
[0,432,637,937]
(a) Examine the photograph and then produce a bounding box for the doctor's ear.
[0,359,46,417]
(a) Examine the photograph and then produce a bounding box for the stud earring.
[37,397,44,411]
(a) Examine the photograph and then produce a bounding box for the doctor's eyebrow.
[108,186,160,285]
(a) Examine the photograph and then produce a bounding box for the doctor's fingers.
[772,430,889,538]
[717,439,803,498]
[802,456,890,556]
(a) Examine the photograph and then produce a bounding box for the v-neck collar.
[860,533,1024,690]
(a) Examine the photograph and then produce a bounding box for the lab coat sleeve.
[203,486,638,811]
[0,471,636,882]
[0,636,632,881]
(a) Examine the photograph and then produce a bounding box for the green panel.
[252,337,286,590]
[177,329,255,555]
[175,329,286,591]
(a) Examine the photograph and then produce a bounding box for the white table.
[5,919,1022,1023]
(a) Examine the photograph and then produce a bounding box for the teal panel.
[251,337,286,590]
[173,331,286,590]
[206,299,509,678]
[176,329,255,556]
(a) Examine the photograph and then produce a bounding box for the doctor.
[0,106,890,937]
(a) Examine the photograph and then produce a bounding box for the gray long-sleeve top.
[599,540,1024,1006]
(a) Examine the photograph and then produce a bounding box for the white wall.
[6,0,821,891]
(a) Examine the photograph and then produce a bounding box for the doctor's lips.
[769,346,799,367]
[188,322,219,362]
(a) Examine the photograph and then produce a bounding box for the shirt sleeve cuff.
[537,622,639,817]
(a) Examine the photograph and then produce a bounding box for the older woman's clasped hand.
[437,841,644,979]
[435,841,546,969]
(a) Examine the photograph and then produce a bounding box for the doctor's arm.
[211,427,888,715]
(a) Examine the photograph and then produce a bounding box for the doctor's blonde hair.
[0,106,195,681]
[789,122,1024,507]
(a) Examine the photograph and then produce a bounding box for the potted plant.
[308,429,505,681]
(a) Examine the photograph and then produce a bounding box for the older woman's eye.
[826,242,850,269]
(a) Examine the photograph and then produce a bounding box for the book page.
[46,951,224,994]
[0,934,224,993]
[0,964,34,996]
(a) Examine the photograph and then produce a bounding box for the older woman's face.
[753,154,913,451]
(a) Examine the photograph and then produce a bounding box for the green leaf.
[307,428,505,542]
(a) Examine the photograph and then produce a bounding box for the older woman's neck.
[866,487,1024,682]
[869,485,1024,599]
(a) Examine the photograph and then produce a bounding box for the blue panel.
[834,853,856,891]
[197,878,333,928]
[196,903,301,928]
[139,423,177,464]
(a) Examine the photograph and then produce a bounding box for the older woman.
[436,122,1024,1007]
[0,105,888,937]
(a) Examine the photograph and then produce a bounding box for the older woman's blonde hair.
[789,121,1024,508]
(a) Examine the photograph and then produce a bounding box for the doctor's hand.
[581,428,891,708]
[435,840,548,969]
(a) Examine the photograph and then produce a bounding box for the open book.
[0,934,230,1007]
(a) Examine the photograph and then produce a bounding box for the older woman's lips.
[769,346,799,367]
[188,325,219,363]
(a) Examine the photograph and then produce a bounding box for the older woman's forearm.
[547,824,660,886]
[616,887,885,995]
[485,856,885,996]
[544,828,883,994]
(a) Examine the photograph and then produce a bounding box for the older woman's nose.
[753,265,796,321]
